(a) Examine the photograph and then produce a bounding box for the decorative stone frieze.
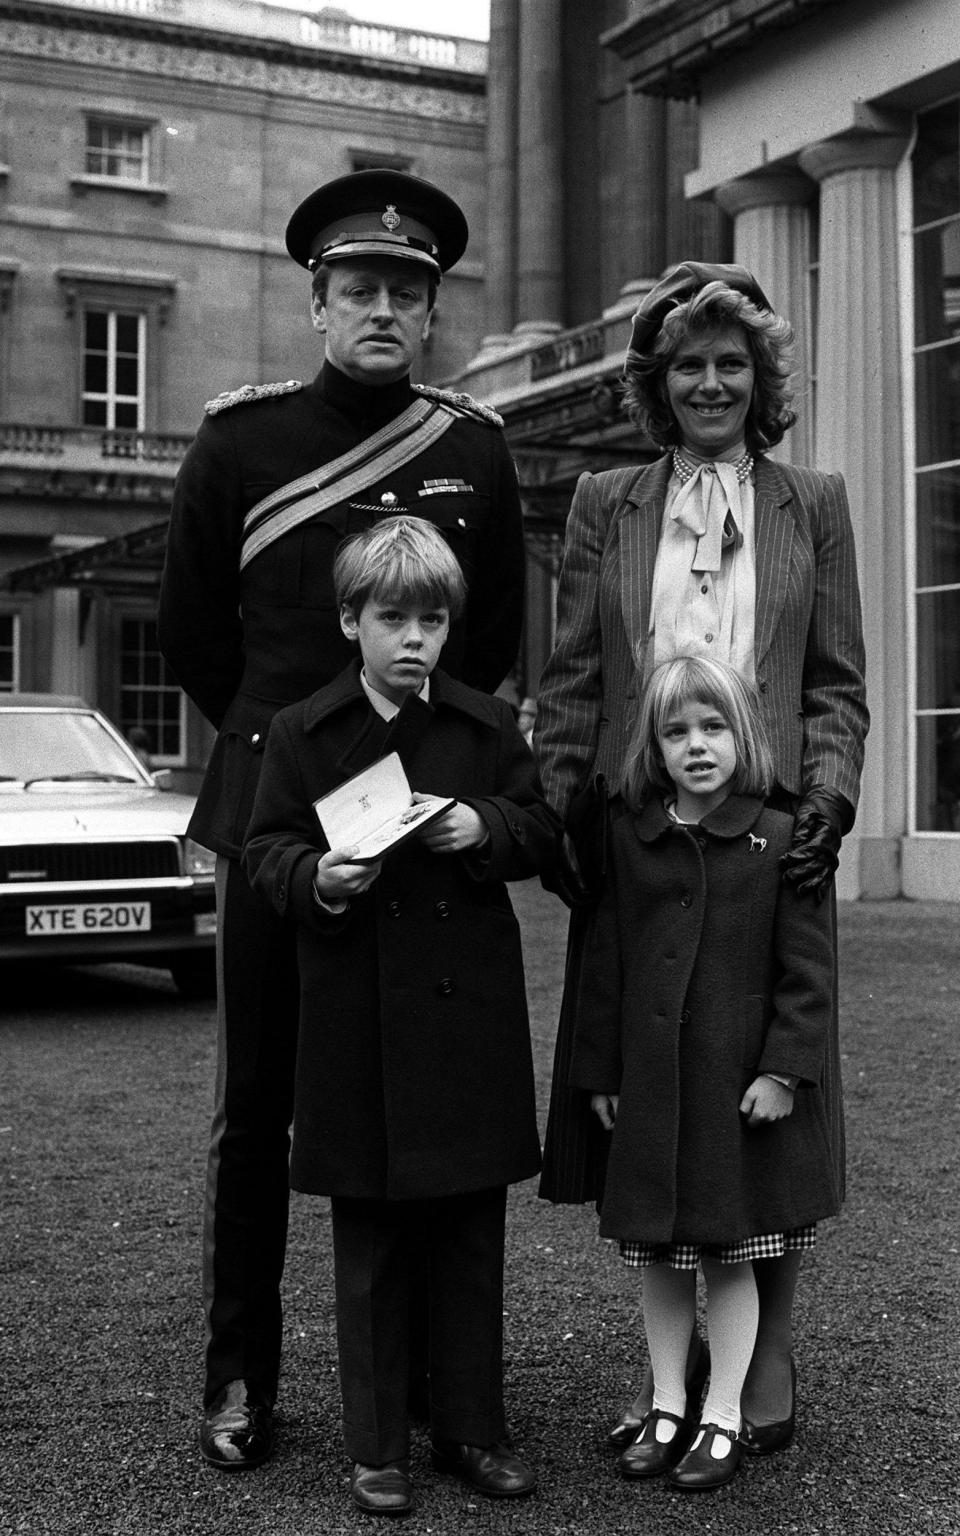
[0,20,485,123]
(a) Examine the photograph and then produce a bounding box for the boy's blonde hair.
[334,515,467,618]
[623,655,774,808]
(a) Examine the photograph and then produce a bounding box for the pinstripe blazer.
[535,452,868,821]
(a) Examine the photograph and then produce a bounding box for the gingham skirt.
[620,1226,817,1269]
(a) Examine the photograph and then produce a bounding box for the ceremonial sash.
[240,396,458,571]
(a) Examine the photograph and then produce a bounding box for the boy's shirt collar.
[360,668,431,720]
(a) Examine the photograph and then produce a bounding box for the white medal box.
[313,751,454,862]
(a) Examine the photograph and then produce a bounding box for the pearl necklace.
[672,448,754,485]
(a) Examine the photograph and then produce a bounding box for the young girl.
[570,655,839,1492]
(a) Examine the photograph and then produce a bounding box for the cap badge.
[381,204,401,232]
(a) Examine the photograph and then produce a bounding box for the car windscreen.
[0,710,147,786]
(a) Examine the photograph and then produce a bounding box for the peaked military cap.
[627,261,773,367]
[285,169,468,278]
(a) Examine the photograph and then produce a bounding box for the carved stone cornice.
[0,17,485,124]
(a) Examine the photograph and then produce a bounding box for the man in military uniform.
[158,170,525,1476]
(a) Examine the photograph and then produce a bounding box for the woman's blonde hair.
[622,281,797,453]
[334,514,467,618]
[623,655,774,809]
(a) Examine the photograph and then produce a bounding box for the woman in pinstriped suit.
[534,263,868,1459]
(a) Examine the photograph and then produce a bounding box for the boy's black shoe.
[199,1380,274,1470]
[350,1460,412,1515]
[431,1439,536,1497]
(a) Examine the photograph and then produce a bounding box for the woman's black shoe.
[605,1337,710,1449]
[740,1357,796,1456]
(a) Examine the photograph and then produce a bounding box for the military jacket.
[158,363,525,857]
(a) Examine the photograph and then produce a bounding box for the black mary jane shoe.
[668,1423,741,1491]
[199,1379,275,1470]
[740,1358,797,1456]
[606,1339,710,1449]
[618,1411,694,1480]
[431,1438,536,1498]
[350,1460,412,1516]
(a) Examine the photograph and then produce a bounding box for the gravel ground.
[2,883,959,1536]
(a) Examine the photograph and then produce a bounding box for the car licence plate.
[25,901,152,936]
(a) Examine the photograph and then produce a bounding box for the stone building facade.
[457,0,960,901]
[0,0,487,781]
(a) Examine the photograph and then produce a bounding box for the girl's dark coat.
[570,794,839,1243]
[243,662,557,1201]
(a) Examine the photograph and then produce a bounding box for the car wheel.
[169,952,218,1000]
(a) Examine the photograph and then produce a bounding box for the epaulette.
[205,379,303,416]
[412,383,504,429]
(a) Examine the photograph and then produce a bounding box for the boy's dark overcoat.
[569,794,839,1244]
[243,662,557,1201]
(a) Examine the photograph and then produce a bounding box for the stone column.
[714,171,816,466]
[623,91,667,284]
[485,0,519,336]
[798,131,911,897]
[516,0,564,323]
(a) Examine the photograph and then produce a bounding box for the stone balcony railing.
[41,0,488,73]
[0,423,192,472]
[0,423,192,494]
[454,279,655,414]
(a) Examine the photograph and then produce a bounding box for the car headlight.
[183,837,217,878]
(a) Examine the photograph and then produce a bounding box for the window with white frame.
[85,117,150,182]
[82,310,145,430]
[0,613,20,691]
[118,615,184,764]
[912,100,960,831]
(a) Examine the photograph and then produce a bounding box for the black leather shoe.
[431,1439,536,1498]
[618,1411,694,1479]
[669,1424,741,1491]
[350,1460,412,1516]
[740,1358,796,1456]
[606,1338,710,1449]
[199,1380,275,1470]
[606,1405,647,1451]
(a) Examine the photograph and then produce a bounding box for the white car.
[0,693,217,997]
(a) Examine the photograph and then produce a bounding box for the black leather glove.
[779,786,854,902]
[540,773,609,910]
[540,832,594,909]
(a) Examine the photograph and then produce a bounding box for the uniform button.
[387,900,401,918]
[380,491,399,507]
[434,900,451,919]
[680,892,693,908]
[700,583,709,595]
[278,880,286,901]
[704,632,714,643]
[758,679,768,694]
[251,732,261,745]
[696,836,707,850]
[437,977,455,996]
[680,1009,691,1024]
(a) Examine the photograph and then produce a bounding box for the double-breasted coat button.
[680,892,693,908]
[387,900,401,917]
[437,977,455,996]
[434,900,451,919]
[680,1009,691,1024]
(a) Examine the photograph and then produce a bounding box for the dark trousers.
[331,1186,509,1465]
[203,856,300,1406]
